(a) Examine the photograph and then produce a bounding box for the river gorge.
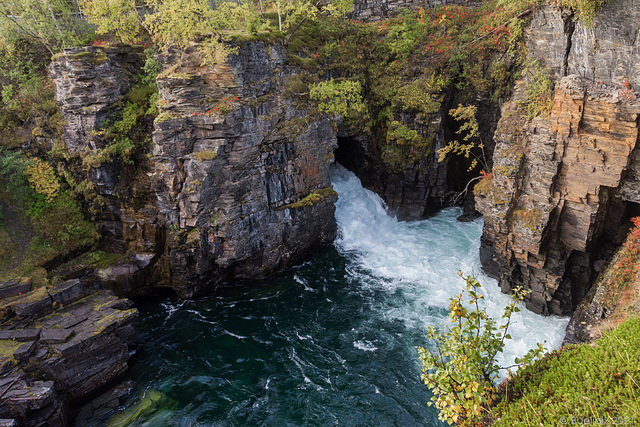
[92,166,569,426]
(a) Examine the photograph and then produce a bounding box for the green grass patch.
[192,151,218,161]
[282,188,338,209]
[492,316,640,424]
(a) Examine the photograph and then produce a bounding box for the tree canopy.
[80,0,353,63]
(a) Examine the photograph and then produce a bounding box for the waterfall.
[331,164,569,375]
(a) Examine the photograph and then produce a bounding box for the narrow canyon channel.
[102,165,569,426]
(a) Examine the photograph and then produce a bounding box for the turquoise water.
[103,165,569,426]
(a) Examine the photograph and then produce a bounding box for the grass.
[282,188,338,209]
[492,316,640,425]
[192,151,218,161]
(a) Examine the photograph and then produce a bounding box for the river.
[101,165,569,426]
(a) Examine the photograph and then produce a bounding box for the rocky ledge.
[0,279,137,426]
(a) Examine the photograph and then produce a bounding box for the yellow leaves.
[79,0,143,43]
[309,78,365,118]
[449,298,468,319]
[23,158,60,203]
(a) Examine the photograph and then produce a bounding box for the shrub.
[309,78,365,119]
[23,158,61,203]
[0,148,98,258]
[84,50,159,168]
[438,104,489,173]
[417,273,545,425]
[518,61,555,120]
[557,0,609,25]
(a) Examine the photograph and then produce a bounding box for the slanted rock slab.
[40,329,75,345]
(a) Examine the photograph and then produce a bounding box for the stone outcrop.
[49,45,163,272]
[529,1,640,87]
[49,46,142,155]
[51,41,338,298]
[152,41,337,297]
[0,280,137,426]
[477,75,640,315]
[477,0,640,315]
[336,116,451,220]
[350,0,485,22]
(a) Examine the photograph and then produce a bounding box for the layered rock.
[152,41,337,297]
[477,0,640,315]
[336,113,451,220]
[477,75,640,315]
[350,0,485,22]
[529,1,640,87]
[51,41,338,298]
[49,45,162,283]
[0,279,137,426]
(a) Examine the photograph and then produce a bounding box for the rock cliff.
[51,41,338,298]
[476,0,640,316]
[151,41,337,297]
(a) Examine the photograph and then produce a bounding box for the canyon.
[1,0,639,424]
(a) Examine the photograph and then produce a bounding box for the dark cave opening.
[334,134,380,191]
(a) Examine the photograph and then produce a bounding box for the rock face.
[529,1,640,88]
[51,41,338,298]
[477,75,640,315]
[0,280,137,426]
[350,0,485,22]
[49,45,163,279]
[152,42,337,297]
[50,46,141,155]
[336,116,451,221]
[477,0,640,315]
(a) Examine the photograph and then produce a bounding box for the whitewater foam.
[331,164,569,375]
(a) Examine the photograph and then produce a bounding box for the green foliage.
[0,0,94,55]
[82,0,260,63]
[385,10,425,59]
[80,0,145,44]
[417,273,545,426]
[558,0,609,25]
[277,0,318,33]
[304,0,540,170]
[0,148,98,261]
[309,78,365,118]
[396,72,448,114]
[493,316,640,425]
[84,50,159,167]
[382,120,432,170]
[282,187,337,209]
[386,121,423,146]
[438,104,488,173]
[0,35,59,141]
[23,158,61,203]
[518,61,554,120]
[322,0,353,18]
[141,48,162,86]
[83,0,354,63]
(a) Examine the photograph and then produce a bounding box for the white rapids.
[331,164,569,374]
